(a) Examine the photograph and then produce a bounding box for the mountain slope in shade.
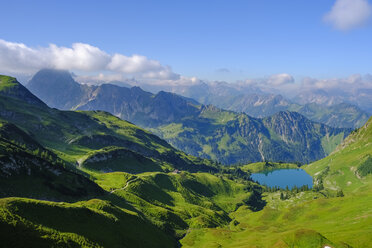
[0,197,177,248]
[0,121,104,201]
[27,69,88,109]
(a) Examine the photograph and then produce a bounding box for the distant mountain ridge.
[26,69,351,164]
[133,79,370,129]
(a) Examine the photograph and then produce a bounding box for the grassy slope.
[181,192,372,247]
[0,75,18,91]
[92,171,258,238]
[305,117,372,193]
[0,197,177,248]
[0,127,103,201]
[180,118,372,247]
[79,146,163,174]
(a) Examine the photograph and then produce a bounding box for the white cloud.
[301,74,372,91]
[49,43,111,71]
[0,40,48,73]
[267,73,294,86]
[0,39,179,80]
[237,73,294,88]
[324,0,372,30]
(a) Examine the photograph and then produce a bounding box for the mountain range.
[138,81,370,129]
[1,72,371,247]
[26,69,352,164]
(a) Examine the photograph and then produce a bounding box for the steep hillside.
[0,121,103,201]
[305,116,372,193]
[1,75,216,173]
[0,75,46,107]
[0,198,177,248]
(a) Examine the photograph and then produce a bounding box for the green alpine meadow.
[1,72,371,247]
[1,1,372,247]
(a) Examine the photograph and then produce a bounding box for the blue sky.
[0,0,371,82]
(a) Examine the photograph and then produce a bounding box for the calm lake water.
[251,169,313,189]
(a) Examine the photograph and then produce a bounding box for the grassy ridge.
[0,197,177,248]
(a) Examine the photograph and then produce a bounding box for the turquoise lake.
[251,169,313,189]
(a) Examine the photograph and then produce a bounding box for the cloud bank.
[324,0,372,30]
[0,39,179,80]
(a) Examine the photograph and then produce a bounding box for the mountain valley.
[0,72,371,247]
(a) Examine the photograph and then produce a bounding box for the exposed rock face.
[77,87,200,127]
[27,69,87,109]
[222,94,292,118]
